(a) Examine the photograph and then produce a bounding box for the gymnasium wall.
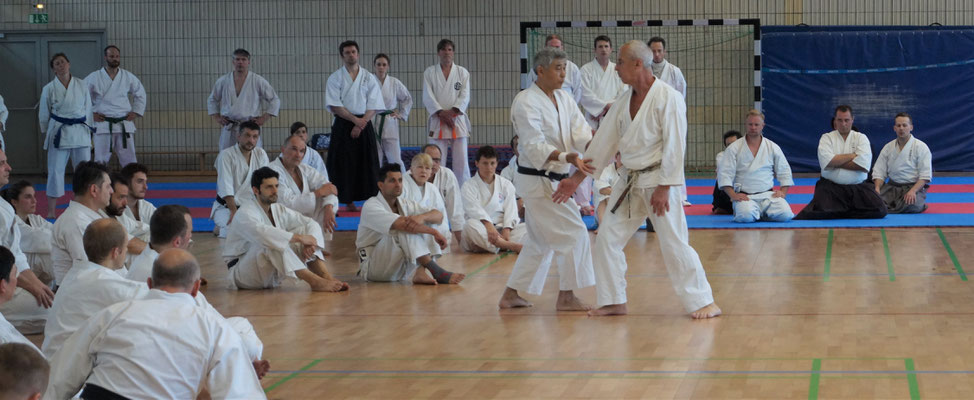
[1,0,971,172]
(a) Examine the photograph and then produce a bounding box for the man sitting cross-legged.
[356,163,464,285]
[460,145,525,253]
[223,167,348,292]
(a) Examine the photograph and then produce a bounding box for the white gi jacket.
[461,173,519,229]
[579,59,628,123]
[872,136,933,184]
[222,202,324,287]
[51,201,103,284]
[268,158,339,218]
[510,84,593,199]
[84,67,147,134]
[376,75,413,139]
[212,145,269,216]
[402,172,450,239]
[325,65,384,116]
[652,60,687,99]
[429,167,464,232]
[423,63,472,139]
[39,76,93,150]
[0,312,41,354]
[818,130,872,185]
[717,136,795,193]
[206,71,281,122]
[44,290,265,400]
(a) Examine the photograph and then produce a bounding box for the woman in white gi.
[717,110,795,223]
[460,146,525,253]
[288,121,328,176]
[39,53,93,218]
[401,153,451,251]
[872,112,932,214]
[373,54,413,172]
[1,181,53,285]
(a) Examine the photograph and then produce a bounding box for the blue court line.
[267,368,974,375]
[763,58,974,74]
[469,272,960,278]
[686,192,974,204]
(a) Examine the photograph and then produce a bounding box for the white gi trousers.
[378,138,404,173]
[574,176,594,208]
[93,131,137,166]
[506,196,595,295]
[46,146,90,199]
[732,191,794,223]
[460,220,527,253]
[359,231,441,282]
[229,225,323,289]
[429,137,470,187]
[594,183,714,311]
[0,288,50,334]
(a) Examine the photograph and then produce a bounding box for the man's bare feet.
[556,290,591,311]
[588,303,628,316]
[498,287,533,308]
[690,303,721,319]
[441,272,465,284]
[495,239,523,254]
[310,279,347,292]
[412,268,437,285]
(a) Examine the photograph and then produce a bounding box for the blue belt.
[50,113,94,148]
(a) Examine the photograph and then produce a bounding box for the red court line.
[686,202,974,215]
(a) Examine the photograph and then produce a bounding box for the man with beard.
[223,167,347,292]
[84,45,147,166]
[99,173,148,265]
[120,162,155,242]
[211,121,269,238]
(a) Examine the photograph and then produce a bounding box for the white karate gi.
[585,82,714,311]
[207,71,281,150]
[500,154,518,184]
[42,260,148,358]
[651,60,687,99]
[223,202,324,289]
[429,167,465,236]
[84,67,147,165]
[123,198,157,242]
[579,59,628,129]
[717,137,795,223]
[593,164,621,208]
[44,290,265,400]
[528,60,584,103]
[0,94,7,149]
[423,63,472,187]
[39,77,92,199]
[211,145,269,238]
[460,173,525,253]
[0,202,48,334]
[355,196,442,282]
[873,136,933,185]
[402,171,451,250]
[507,84,595,296]
[325,65,385,116]
[126,248,263,361]
[50,201,102,284]
[17,214,54,284]
[375,75,413,171]
[0,311,42,355]
[267,158,338,238]
[818,130,872,185]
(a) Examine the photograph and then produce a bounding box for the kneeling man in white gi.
[559,41,720,318]
[45,249,266,400]
[224,167,347,292]
[357,164,464,285]
[461,145,525,253]
[872,112,932,214]
[718,110,795,223]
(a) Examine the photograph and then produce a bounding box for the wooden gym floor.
[29,227,974,399]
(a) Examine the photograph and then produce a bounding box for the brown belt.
[610,162,662,214]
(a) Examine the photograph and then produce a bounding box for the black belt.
[741,189,772,195]
[81,383,130,400]
[215,194,227,206]
[227,258,239,269]
[517,165,568,181]
[103,116,131,149]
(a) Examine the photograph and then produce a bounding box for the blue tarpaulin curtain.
[761,26,974,172]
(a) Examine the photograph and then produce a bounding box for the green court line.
[881,229,895,281]
[465,252,511,278]
[285,373,895,381]
[272,356,911,362]
[808,358,822,400]
[823,230,834,282]
[264,358,322,393]
[905,358,921,400]
[937,228,967,281]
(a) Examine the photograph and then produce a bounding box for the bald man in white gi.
[499,48,595,311]
[560,41,720,319]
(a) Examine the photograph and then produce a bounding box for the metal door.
[0,31,104,174]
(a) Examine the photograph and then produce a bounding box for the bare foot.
[496,239,523,254]
[252,359,270,379]
[588,303,628,316]
[310,279,346,292]
[444,272,465,284]
[412,268,437,285]
[690,303,721,319]
[429,269,465,284]
[498,287,533,308]
[556,291,591,311]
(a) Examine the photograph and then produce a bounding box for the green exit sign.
[28,13,49,24]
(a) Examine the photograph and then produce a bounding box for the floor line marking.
[824,229,833,282]
[267,368,974,375]
[882,228,895,281]
[905,358,921,400]
[808,358,822,400]
[466,252,511,278]
[937,228,967,281]
[263,358,322,393]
